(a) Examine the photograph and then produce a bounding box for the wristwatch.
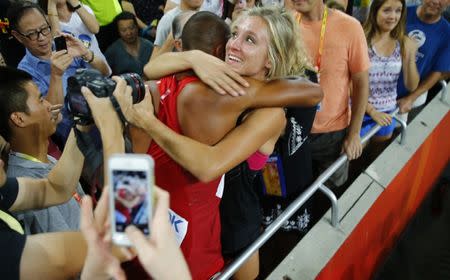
[73,3,82,10]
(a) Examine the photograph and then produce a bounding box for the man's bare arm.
[345,70,369,160]
[12,130,83,212]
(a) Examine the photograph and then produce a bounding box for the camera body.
[66,68,145,124]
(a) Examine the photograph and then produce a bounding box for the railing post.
[319,183,339,227]
[393,114,407,145]
[440,80,448,103]
[215,111,398,278]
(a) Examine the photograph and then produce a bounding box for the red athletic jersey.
[148,75,224,279]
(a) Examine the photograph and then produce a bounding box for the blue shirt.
[17,50,90,147]
[397,6,450,98]
[17,49,89,97]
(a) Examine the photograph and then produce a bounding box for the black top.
[0,177,26,280]
[0,177,19,211]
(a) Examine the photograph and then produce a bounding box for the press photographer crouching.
[64,68,146,196]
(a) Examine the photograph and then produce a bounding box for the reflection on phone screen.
[112,170,150,234]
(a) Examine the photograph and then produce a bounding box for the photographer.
[0,66,124,279]
[8,1,110,149]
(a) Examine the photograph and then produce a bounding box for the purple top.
[368,41,402,112]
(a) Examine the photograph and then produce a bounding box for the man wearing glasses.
[8,1,109,148]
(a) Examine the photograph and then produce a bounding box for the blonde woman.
[114,8,320,279]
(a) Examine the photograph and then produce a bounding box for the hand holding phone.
[54,35,67,51]
[109,154,154,246]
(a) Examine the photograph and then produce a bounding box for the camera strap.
[73,126,103,180]
[109,95,128,125]
[109,95,133,154]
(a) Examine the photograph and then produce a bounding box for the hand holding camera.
[112,81,155,130]
[69,68,145,125]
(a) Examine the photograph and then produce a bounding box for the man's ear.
[214,44,226,59]
[10,112,27,128]
[11,30,25,45]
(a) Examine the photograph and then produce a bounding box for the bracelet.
[83,50,94,63]
[47,13,58,17]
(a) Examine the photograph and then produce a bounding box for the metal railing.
[216,108,405,280]
[440,80,448,103]
[217,81,450,279]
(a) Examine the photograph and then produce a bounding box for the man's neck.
[28,48,52,61]
[417,5,441,24]
[179,2,199,11]
[302,2,326,22]
[123,38,139,50]
[10,133,49,163]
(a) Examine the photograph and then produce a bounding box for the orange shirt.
[297,10,370,133]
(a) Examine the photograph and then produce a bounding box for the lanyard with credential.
[296,7,329,72]
[0,209,24,234]
[9,151,42,163]
[9,151,83,203]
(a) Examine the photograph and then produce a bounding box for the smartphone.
[54,36,67,51]
[108,154,154,246]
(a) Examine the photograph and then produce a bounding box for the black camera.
[66,68,145,124]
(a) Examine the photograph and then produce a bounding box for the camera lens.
[119,73,146,104]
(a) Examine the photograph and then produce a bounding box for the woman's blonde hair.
[234,6,310,80]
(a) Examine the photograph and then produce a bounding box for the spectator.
[81,0,122,51]
[146,10,195,59]
[8,1,109,148]
[121,0,165,41]
[396,0,450,122]
[105,12,153,76]
[165,0,223,17]
[352,0,371,22]
[292,0,370,187]
[151,0,202,59]
[0,0,26,67]
[41,0,112,75]
[361,0,419,147]
[2,72,84,234]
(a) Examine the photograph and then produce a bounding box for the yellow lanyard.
[10,151,43,163]
[9,151,82,204]
[296,7,329,72]
[0,210,24,234]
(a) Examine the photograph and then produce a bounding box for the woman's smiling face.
[225,16,272,81]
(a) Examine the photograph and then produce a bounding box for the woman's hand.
[125,186,192,280]
[188,50,249,96]
[80,188,129,280]
[112,82,156,129]
[369,110,392,126]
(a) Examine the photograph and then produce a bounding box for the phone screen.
[54,36,67,51]
[112,170,150,235]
